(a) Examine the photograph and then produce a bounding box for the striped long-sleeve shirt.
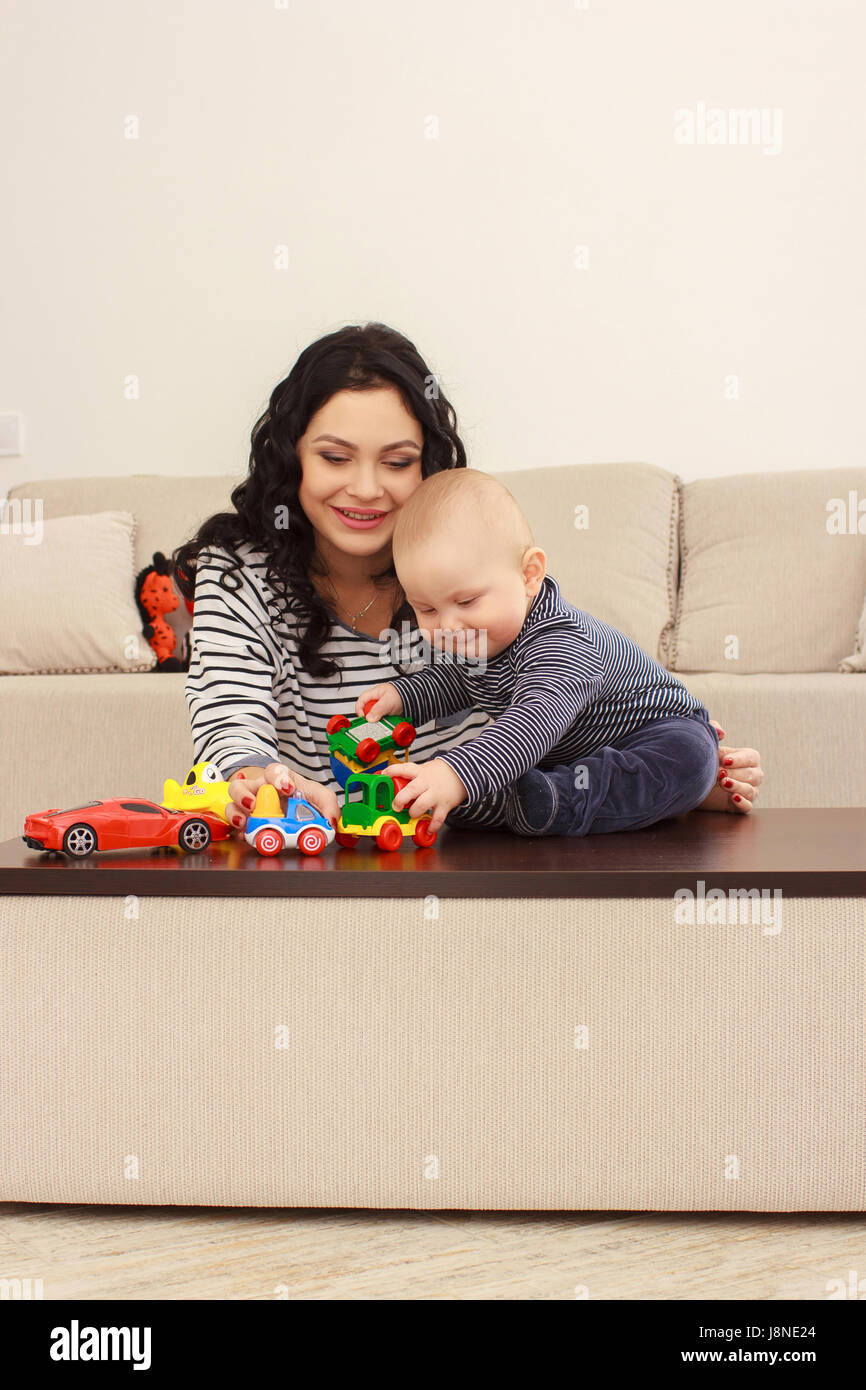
[389,574,706,803]
[184,541,493,790]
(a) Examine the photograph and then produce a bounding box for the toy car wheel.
[412,818,437,848]
[297,826,328,856]
[62,823,97,858]
[392,721,415,748]
[178,819,212,853]
[335,830,359,847]
[376,819,404,852]
[254,826,284,857]
[326,714,351,736]
[355,737,381,764]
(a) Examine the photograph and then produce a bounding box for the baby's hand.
[355,683,403,720]
[381,758,468,834]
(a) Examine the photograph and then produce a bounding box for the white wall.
[1,0,863,492]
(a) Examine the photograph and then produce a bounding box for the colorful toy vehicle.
[326,702,417,787]
[22,799,231,858]
[161,760,232,821]
[335,771,438,851]
[244,784,335,857]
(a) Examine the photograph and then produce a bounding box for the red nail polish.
[733,794,742,802]
[235,771,245,780]
[723,779,733,788]
[243,795,254,808]
[724,756,733,766]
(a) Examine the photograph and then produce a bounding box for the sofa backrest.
[9,462,680,662]
[11,463,863,673]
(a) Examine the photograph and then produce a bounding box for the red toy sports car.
[22,798,231,858]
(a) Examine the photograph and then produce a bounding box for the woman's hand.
[355,683,403,720]
[703,721,764,814]
[224,762,341,833]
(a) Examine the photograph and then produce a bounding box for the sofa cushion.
[488,462,678,660]
[676,671,866,808]
[6,473,244,576]
[0,510,157,675]
[7,473,245,655]
[671,468,866,673]
[2,665,863,844]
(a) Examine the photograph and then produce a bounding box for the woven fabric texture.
[1,893,863,1211]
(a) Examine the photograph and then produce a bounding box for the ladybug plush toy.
[134,551,191,672]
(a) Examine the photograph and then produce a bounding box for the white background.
[1,0,863,489]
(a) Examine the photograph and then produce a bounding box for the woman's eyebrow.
[311,434,421,452]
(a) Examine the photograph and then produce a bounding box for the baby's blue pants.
[444,709,721,838]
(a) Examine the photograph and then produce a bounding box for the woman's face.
[296,387,424,563]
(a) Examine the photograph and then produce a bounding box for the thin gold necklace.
[325,580,382,632]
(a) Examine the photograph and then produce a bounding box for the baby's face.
[397,534,543,663]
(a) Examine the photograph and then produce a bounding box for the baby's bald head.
[392,468,534,577]
[392,468,546,661]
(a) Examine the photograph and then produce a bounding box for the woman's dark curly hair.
[172,322,467,679]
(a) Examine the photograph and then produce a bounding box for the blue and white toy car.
[243,784,335,857]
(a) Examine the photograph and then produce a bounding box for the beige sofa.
[1,461,865,839]
[2,462,865,1213]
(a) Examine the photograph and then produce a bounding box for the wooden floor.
[1,1204,863,1299]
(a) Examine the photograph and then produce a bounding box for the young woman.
[174,323,764,834]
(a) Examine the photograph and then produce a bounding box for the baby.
[357,468,721,837]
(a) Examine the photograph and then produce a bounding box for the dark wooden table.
[0,808,863,898]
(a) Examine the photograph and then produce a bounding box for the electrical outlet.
[0,414,22,456]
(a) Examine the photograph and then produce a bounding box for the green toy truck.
[335,770,437,850]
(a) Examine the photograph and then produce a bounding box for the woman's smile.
[329,504,391,530]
